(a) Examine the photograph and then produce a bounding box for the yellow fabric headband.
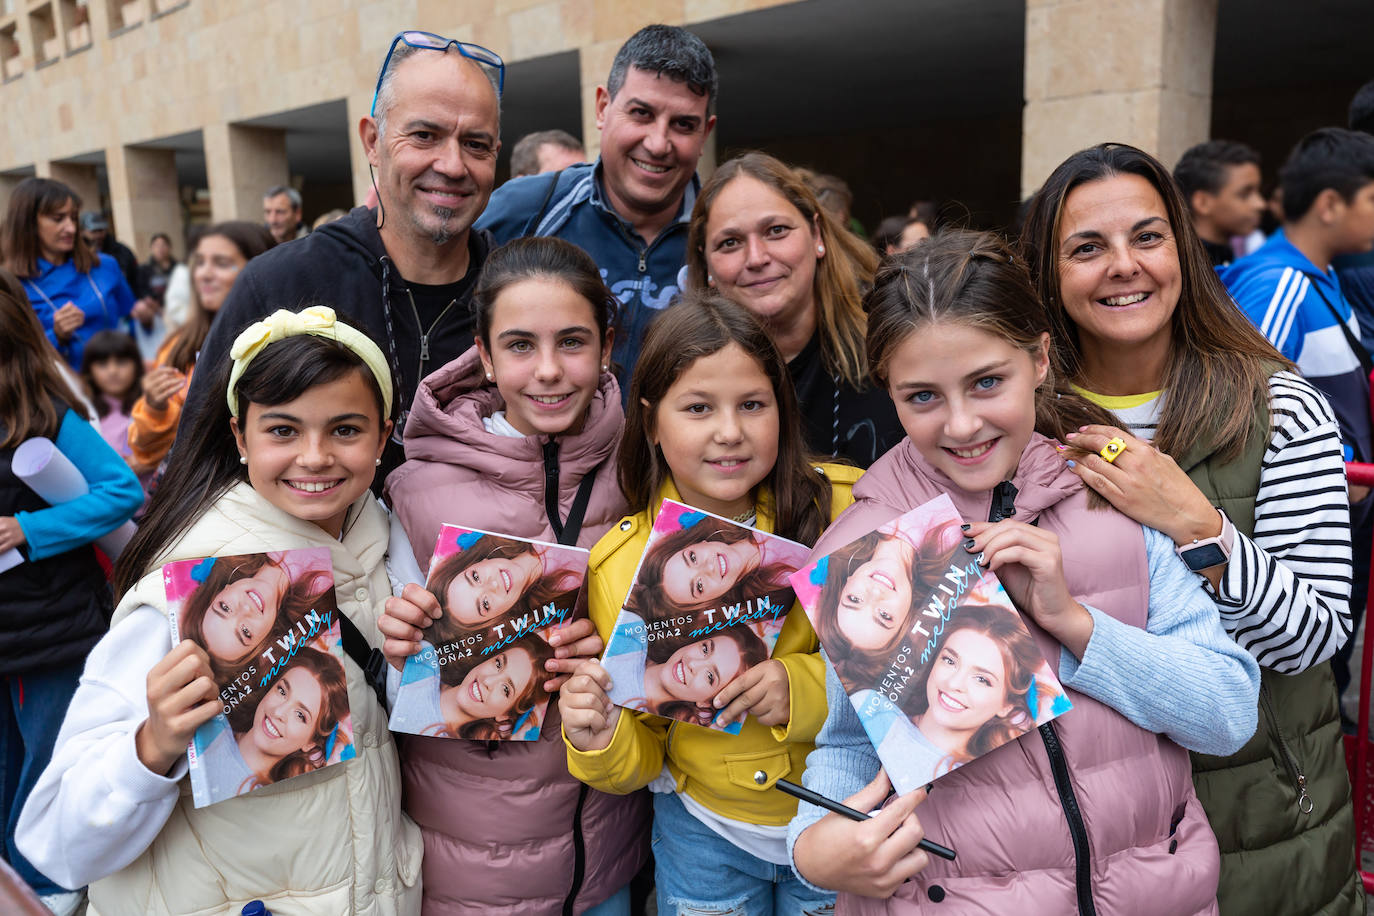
[226,305,393,418]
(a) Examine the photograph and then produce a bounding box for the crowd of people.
[1,20,1373,916]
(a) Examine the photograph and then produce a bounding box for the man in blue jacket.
[478,25,717,385]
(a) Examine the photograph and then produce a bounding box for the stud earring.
[375,458,382,466]
[817,244,826,256]
[485,372,494,382]
[601,365,609,373]
[239,456,248,465]
[707,274,714,286]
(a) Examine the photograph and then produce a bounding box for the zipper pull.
[638,252,647,273]
[1296,773,1314,814]
[419,334,430,362]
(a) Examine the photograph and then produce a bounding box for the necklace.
[731,508,757,525]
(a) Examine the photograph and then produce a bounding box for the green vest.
[1182,383,1363,916]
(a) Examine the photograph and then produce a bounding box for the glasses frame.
[370,30,505,117]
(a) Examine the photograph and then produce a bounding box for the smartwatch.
[1176,508,1233,572]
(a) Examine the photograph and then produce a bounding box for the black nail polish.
[963,538,977,551]
[960,524,971,531]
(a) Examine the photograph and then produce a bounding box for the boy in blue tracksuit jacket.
[1222,126,1374,704]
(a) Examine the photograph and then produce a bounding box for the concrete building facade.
[0,0,1367,259]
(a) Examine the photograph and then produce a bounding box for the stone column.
[1021,0,1218,199]
[107,145,182,260]
[203,122,288,223]
[37,160,102,212]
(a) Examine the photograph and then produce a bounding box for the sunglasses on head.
[371,30,505,116]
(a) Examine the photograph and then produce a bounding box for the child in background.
[81,330,143,460]
[0,272,143,916]
[378,238,647,915]
[558,293,861,915]
[789,231,1260,914]
[16,306,421,915]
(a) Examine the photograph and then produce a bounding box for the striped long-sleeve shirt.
[1091,371,1353,673]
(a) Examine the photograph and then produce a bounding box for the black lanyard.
[543,439,599,545]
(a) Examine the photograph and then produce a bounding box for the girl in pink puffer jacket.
[381,238,649,915]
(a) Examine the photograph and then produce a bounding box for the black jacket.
[183,207,494,486]
[0,411,114,675]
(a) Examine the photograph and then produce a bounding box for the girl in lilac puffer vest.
[383,239,649,915]
[789,231,1260,915]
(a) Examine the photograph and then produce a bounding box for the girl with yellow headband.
[16,306,424,915]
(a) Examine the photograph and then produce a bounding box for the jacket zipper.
[988,482,1095,912]
[561,783,591,915]
[1259,683,1314,813]
[1040,720,1097,915]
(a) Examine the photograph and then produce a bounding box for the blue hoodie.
[1222,230,1372,463]
[477,160,696,390]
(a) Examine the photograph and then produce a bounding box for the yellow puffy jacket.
[564,464,860,826]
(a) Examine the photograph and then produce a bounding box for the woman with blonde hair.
[687,152,902,467]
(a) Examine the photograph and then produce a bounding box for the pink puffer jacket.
[816,436,1220,916]
[384,348,650,915]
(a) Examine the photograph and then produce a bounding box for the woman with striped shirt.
[1020,143,1362,915]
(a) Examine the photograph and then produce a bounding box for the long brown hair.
[625,517,795,624]
[644,624,769,725]
[425,535,582,649]
[686,152,878,390]
[1,178,94,278]
[865,229,1109,447]
[0,269,87,447]
[620,292,831,547]
[897,604,1056,763]
[228,647,350,783]
[163,222,276,372]
[813,522,961,689]
[1019,143,1287,461]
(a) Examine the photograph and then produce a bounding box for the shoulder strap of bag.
[543,438,599,546]
[336,612,389,710]
[522,168,566,238]
[1302,271,1373,377]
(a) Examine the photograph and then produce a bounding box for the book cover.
[791,494,1073,794]
[163,547,354,808]
[600,499,811,734]
[388,524,590,741]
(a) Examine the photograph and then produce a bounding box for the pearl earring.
[601,365,609,373]
[239,456,247,465]
[817,244,825,256]
[486,372,494,382]
[375,458,382,466]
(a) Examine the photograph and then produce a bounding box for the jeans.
[651,792,835,916]
[0,662,84,896]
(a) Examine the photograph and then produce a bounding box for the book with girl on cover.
[388,524,590,741]
[163,546,354,808]
[599,499,811,734]
[791,494,1072,793]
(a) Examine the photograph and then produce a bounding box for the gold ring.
[1099,437,1127,463]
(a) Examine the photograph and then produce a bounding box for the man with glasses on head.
[478,24,717,388]
[181,31,504,486]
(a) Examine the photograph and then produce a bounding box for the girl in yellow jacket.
[560,292,861,914]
